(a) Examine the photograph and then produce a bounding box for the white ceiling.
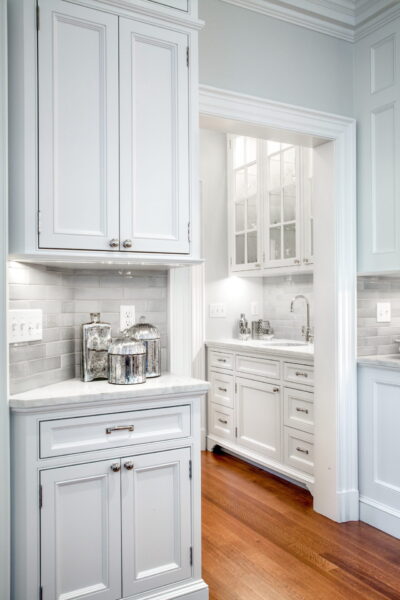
[219,0,400,41]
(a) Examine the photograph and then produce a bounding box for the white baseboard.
[126,581,209,600]
[337,488,360,522]
[360,496,400,539]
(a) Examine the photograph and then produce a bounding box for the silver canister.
[128,316,161,378]
[108,334,146,385]
[81,313,112,382]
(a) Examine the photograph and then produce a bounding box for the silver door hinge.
[186,46,189,67]
[37,210,42,234]
[235,427,238,438]
[189,460,192,479]
[235,382,237,393]
[39,586,43,600]
[263,251,266,262]
[189,546,193,566]
[187,221,191,243]
[39,484,43,509]
[36,5,40,31]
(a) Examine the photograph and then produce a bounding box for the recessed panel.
[371,104,396,254]
[371,35,396,94]
[374,382,400,490]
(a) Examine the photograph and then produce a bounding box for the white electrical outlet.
[377,302,391,323]
[251,301,260,316]
[9,309,43,343]
[120,305,135,332]
[209,303,227,318]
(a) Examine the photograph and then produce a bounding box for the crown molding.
[219,0,398,42]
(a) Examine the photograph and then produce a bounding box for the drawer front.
[283,362,314,386]
[209,371,234,409]
[208,349,234,371]
[284,388,314,433]
[208,403,235,442]
[284,427,314,475]
[40,406,191,458]
[236,354,280,380]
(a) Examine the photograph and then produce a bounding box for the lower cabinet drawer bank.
[207,343,314,488]
[10,376,209,600]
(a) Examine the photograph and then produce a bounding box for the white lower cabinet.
[236,377,281,461]
[207,345,315,486]
[11,390,208,600]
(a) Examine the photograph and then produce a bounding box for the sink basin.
[259,340,309,347]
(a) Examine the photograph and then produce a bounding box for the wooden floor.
[202,450,400,600]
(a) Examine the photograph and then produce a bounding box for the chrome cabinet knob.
[109,238,119,249]
[124,461,134,470]
[122,239,132,248]
[111,463,121,472]
[294,259,301,265]
[273,387,280,393]
[303,258,309,264]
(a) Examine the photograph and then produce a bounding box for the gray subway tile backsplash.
[8,263,168,394]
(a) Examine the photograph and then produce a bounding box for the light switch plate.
[9,309,43,343]
[209,303,227,318]
[120,305,135,332]
[251,301,260,316]
[377,302,391,323]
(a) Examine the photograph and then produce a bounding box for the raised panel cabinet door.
[121,448,192,596]
[40,460,122,600]
[236,377,281,461]
[38,0,120,251]
[119,18,190,254]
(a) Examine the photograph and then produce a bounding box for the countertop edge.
[205,339,314,362]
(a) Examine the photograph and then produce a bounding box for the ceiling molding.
[219,0,398,42]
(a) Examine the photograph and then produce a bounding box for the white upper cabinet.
[38,0,120,252]
[119,18,189,254]
[356,20,400,274]
[228,135,313,276]
[8,0,200,261]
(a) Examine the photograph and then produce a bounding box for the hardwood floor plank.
[202,450,400,600]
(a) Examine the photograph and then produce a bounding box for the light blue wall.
[199,0,355,117]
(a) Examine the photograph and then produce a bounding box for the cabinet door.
[119,18,190,254]
[121,448,192,596]
[264,143,301,269]
[228,135,262,272]
[38,0,120,251]
[40,460,122,600]
[301,147,314,266]
[236,377,281,461]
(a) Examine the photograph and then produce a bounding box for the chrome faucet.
[290,294,313,343]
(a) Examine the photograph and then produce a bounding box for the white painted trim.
[360,496,400,539]
[199,84,358,522]
[219,0,399,42]
[0,0,9,596]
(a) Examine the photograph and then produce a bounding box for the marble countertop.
[357,355,400,370]
[206,338,314,361]
[9,373,210,410]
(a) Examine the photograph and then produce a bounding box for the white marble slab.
[206,338,314,361]
[9,373,210,410]
[358,355,400,370]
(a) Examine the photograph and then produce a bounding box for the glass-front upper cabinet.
[228,135,261,271]
[264,142,300,268]
[302,147,314,265]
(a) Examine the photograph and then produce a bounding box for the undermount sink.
[259,340,309,347]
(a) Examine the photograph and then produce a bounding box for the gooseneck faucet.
[290,294,313,343]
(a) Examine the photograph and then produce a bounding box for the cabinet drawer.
[236,354,280,380]
[208,404,235,442]
[209,371,234,409]
[283,362,314,386]
[39,406,191,458]
[283,427,314,475]
[284,388,314,433]
[208,350,234,371]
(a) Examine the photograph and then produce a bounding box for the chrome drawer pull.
[106,425,134,435]
[296,446,309,455]
[110,463,121,472]
[218,418,228,424]
[296,407,309,414]
[295,371,308,378]
[217,358,227,363]
[124,461,134,470]
[273,387,280,393]
[218,387,227,392]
